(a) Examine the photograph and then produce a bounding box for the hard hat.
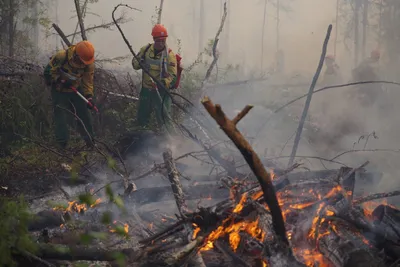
[152,24,168,39]
[371,49,380,59]
[75,41,95,65]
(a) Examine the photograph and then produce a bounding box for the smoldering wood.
[317,228,381,267]
[162,149,206,266]
[214,240,252,267]
[372,205,400,243]
[163,149,188,215]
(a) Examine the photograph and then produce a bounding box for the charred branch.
[201,97,293,257]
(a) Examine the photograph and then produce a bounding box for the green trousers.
[137,87,172,130]
[51,89,94,149]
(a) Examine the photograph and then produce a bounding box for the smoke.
[36,0,400,205]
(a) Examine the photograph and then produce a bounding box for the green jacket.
[44,45,95,97]
[132,44,177,90]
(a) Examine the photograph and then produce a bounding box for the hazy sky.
[41,0,371,73]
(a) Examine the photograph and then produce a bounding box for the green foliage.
[113,252,127,267]
[0,197,37,266]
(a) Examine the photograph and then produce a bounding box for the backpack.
[142,44,183,89]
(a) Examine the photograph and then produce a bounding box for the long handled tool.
[69,86,99,113]
[59,69,99,113]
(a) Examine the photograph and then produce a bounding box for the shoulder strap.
[142,44,152,61]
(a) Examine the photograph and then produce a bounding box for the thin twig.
[330,148,400,161]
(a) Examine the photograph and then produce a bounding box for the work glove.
[86,96,95,110]
[59,78,73,88]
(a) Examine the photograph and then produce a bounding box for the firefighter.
[322,55,342,85]
[352,49,381,106]
[132,24,177,130]
[43,40,96,149]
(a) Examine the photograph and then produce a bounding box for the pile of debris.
[22,97,400,267]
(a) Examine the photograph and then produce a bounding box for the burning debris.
[21,97,400,267]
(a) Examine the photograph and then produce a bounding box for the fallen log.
[317,227,381,267]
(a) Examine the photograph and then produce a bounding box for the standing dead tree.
[202,2,228,87]
[157,0,165,24]
[74,0,87,41]
[287,24,332,167]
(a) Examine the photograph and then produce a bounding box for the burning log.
[214,240,252,267]
[317,226,381,267]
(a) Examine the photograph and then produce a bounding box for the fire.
[200,217,265,252]
[298,249,329,267]
[192,223,201,239]
[66,201,87,213]
[90,198,102,208]
[53,198,102,213]
[229,232,241,252]
[233,193,248,213]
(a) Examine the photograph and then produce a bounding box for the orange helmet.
[75,41,95,65]
[371,49,380,60]
[152,24,168,39]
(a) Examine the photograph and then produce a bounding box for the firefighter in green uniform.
[132,24,177,131]
[43,40,96,149]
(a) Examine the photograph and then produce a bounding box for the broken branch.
[201,96,290,248]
